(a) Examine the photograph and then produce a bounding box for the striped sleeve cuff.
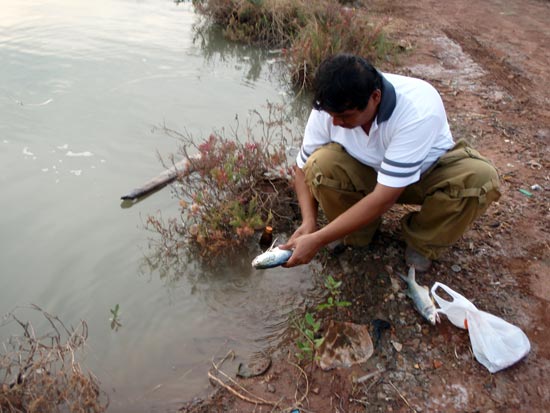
[296,145,312,168]
[378,157,424,187]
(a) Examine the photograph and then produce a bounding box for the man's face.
[327,89,382,130]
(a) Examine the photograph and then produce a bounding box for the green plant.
[316,275,352,311]
[294,312,324,363]
[109,304,122,331]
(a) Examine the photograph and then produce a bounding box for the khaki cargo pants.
[302,140,501,259]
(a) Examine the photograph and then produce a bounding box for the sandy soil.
[180,0,550,411]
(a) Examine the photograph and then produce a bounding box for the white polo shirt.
[296,73,454,188]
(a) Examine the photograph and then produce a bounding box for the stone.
[391,341,403,352]
[236,353,271,378]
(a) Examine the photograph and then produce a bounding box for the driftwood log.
[120,158,195,200]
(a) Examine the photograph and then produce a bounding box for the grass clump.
[287,6,391,89]
[0,305,108,413]
[191,0,396,89]
[192,0,307,47]
[146,103,300,259]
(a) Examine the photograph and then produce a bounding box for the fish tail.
[397,266,417,283]
[397,272,409,283]
[407,265,416,282]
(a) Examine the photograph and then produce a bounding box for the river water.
[0,1,314,411]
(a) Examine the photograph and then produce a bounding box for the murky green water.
[0,1,313,411]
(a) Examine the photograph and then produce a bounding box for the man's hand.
[287,221,316,244]
[280,232,322,268]
[281,183,405,267]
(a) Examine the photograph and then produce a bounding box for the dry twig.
[388,379,418,413]
[286,360,309,406]
[207,351,277,406]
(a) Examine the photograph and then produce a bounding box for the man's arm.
[282,183,405,267]
[286,166,318,243]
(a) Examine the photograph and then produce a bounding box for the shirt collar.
[376,72,396,124]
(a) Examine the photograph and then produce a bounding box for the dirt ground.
[180,0,550,412]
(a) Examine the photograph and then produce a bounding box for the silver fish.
[398,266,440,325]
[252,245,292,269]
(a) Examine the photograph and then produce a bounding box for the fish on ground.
[398,266,440,325]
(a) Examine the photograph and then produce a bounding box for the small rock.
[391,341,403,352]
[267,383,276,393]
[493,91,504,102]
[451,264,461,273]
[312,387,320,395]
[433,359,443,369]
[389,276,401,293]
[527,159,542,169]
[535,129,549,140]
[236,353,272,378]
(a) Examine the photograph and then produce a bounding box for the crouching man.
[281,53,500,271]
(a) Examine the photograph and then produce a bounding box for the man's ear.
[371,89,382,105]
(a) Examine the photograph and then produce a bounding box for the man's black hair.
[312,54,382,113]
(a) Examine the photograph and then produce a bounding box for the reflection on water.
[194,24,283,86]
[193,19,314,122]
[140,237,313,345]
[0,0,315,411]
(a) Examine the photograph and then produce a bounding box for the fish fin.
[264,237,278,252]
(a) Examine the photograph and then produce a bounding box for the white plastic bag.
[431,282,531,373]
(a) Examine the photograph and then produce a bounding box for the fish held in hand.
[398,266,440,325]
[252,245,292,269]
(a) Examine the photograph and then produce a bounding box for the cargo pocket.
[446,178,501,208]
[309,160,357,193]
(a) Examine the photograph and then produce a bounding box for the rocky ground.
[180,0,550,411]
